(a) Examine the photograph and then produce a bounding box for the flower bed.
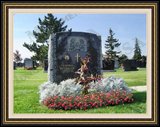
[40,56,134,110]
[39,77,132,103]
[42,89,134,110]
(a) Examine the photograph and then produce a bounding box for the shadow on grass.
[133,91,146,103]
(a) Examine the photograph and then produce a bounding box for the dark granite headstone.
[13,62,16,70]
[140,61,146,68]
[17,62,24,67]
[136,60,146,68]
[44,59,48,72]
[102,59,115,70]
[122,59,138,71]
[114,58,119,69]
[48,32,102,83]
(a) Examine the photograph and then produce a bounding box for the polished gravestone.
[122,59,138,71]
[102,59,115,71]
[136,60,146,68]
[17,62,24,67]
[48,32,102,83]
[13,62,17,70]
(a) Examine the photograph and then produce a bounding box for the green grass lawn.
[14,67,146,113]
[103,68,146,86]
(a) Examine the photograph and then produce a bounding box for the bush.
[89,76,132,93]
[39,79,83,103]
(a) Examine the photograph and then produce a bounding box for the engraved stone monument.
[48,32,102,83]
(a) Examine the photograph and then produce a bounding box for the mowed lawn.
[14,67,146,113]
[103,68,146,86]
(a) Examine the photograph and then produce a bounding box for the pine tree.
[133,38,142,61]
[105,28,121,60]
[23,14,68,65]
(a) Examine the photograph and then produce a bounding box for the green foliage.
[105,28,121,60]
[23,42,48,62]
[23,14,68,64]
[14,50,22,63]
[33,14,67,43]
[133,38,142,61]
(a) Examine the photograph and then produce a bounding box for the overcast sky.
[14,13,146,61]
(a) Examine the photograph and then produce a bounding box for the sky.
[14,13,146,61]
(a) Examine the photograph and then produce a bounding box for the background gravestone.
[136,60,146,68]
[17,62,24,67]
[114,57,119,69]
[13,62,17,70]
[122,59,138,71]
[48,32,102,83]
[24,58,36,70]
[102,59,115,71]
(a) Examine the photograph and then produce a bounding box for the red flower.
[42,90,134,110]
[64,106,68,110]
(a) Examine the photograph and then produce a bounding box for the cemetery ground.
[14,68,146,113]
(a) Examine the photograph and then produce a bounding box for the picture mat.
[9,8,152,119]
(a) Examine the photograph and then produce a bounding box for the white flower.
[39,76,132,103]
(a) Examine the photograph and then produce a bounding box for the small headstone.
[114,58,119,69]
[24,58,35,70]
[13,62,16,70]
[122,59,138,71]
[17,62,24,67]
[140,61,146,68]
[102,59,115,71]
[48,31,102,83]
[136,60,146,68]
[44,59,48,72]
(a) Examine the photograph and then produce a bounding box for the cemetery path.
[129,86,147,92]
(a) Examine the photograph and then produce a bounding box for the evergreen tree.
[23,14,68,65]
[105,28,121,60]
[133,38,142,61]
[14,50,22,63]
